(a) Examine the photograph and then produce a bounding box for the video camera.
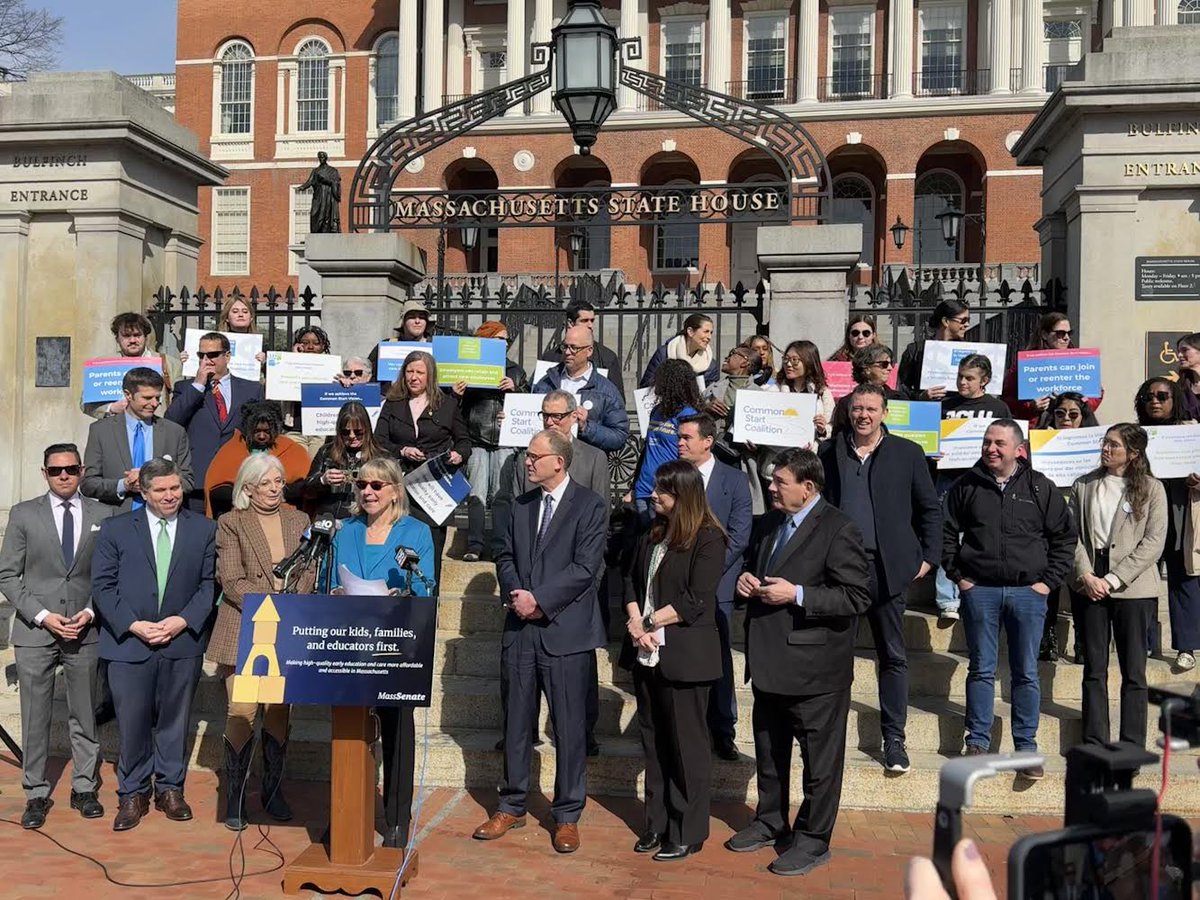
[933,682,1198,900]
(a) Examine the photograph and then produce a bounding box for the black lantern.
[568,229,584,260]
[460,225,479,251]
[551,0,618,155]
[889,216,909,251]
[936,207,964,246]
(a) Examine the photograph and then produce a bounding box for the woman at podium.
[330,457,435,849]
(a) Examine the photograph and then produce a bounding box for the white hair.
[233,454,287,510]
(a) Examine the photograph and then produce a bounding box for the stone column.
[0,213,30,517]
[1123,0,1154,25]
[532,0,553,113]
[989,0,1012,93]
[618,0,640,109]
[303,233,427,362]
[1109,0,1124,30]
[797,0,819,102]
[757,224,863,356]
[707,0,732,94]
[423,0,445,112]
[890,0,914,100]
[398,0,418,118]
[1009,0,1023,93]
[505,0,527,117]
[446,0,466,99]
[1155,0,1174,23]
[163,232,202,296]
[1020,0,1046,93]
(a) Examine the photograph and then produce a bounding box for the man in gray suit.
[0,443,115,829]
[82,367,194,511]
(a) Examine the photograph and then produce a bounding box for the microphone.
[204,372,215,392]
[302,513,337,564]
[394,546,421,572]
[273,525,313,579]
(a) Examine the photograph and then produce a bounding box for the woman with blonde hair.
[209,453,315,830]
[180,294,268,370]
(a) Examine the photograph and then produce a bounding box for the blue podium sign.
[232,593,438,707]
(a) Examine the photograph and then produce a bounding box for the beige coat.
[1071,470,1167,599]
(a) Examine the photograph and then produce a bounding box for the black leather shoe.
[769,847,831,877]
[713,735,739,761]
[113,793,149,832]
[586,739,600,758]
[154,788,193,821]
[21,797,52,829]
[94,702,115,727]
[634,830,662,853]
[382,825,409,849]
[653,841,703,861]
[70,791,104,819]
[725,823,787,853]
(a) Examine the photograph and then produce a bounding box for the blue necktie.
[131,422,146,510]
[768,517,796,570]
[534,494,554,554]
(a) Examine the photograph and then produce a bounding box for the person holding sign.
[1174,333,1200,421]
[829,345,907,435]
[532,325,629,454]
[82,312,177,420]
[631,360,702,524]
[762,340,835,449]
[179,295,268,376]
[1070,424,1167,747]
[1003,313,1102,428]
[304,401,388,520]
[638,313,719,390]
[898,299,970,400]
[330,457,436,850]
[375,350,470,590]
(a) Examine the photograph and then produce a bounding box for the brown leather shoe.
[553,822,581,853]
[112,793,149,832]
[472,811,526,840]
[154,788,193,821]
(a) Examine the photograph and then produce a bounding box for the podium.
[281,706,418,896]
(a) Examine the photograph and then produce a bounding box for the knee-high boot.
[261,731,293,822]
[223,737,253,831]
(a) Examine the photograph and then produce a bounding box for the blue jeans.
[934,472,960,613]
[960,585,1047,751]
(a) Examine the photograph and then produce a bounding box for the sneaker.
[1176,651,1196,671]
[1038,634,1058,663]
[937,609,959,626]
[883,740,910,774]
[463,550,481,562]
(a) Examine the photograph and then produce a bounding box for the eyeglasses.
[45,465,81,476]
[541,411,570,422]
[342,369,365,378]
[783,355,803,365]
[849,329,873,338]
[1050,329,1072,339]
[196,350,228,360]
[1142,391,1172,403]
[872,360,894,369]
[1053,409,1082,420]
[562,343,591,354]
[525,451,561,464]
[340,427,366,437]
[354,480,394,492]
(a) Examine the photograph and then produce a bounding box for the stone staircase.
[2,527,1198,816]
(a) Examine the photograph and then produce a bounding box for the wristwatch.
[641,612,655,633]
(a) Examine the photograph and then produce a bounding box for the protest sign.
[265,351,343,401]
[432,335,506,387]
[300,383,382,436]
[376,341,433,381]
[883,401,942,455]
[1017,348,1102,399]
[406,454,472,525]
[1144,424,1200,479]
[498,393,547,448]
[1029,426,1105,487]
[920,341,1007,395]
[732,391,818,446]
[822,360,898,399]
[181,330,263,381]
[81,356,162,404]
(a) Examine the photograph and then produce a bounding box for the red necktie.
[212,381,229,423]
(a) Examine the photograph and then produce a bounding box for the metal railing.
[148,285,322,358]
[913,68,990,98]
[725,79,795,105]
[817,73,887,102]
[1010,63,1078,93]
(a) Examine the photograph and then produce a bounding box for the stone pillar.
[446,0,466,99]
[797,0,819,102]
[505,0,527,117]
[1109,0,1124,30]
[163,232,202,298]
[303,233,427,363]
[618,0,640,109]
[532,0,553,113]
[1020,0,1046,93]
[1123,0,1154,25]
[757,225,863,356]
[890,0,914,100]
[1009,0,1023,93]
[989,0,1013,93]
[0,213,30,516]
[399,0,419,118]
[423,0,445,111]
[707,0,732,94]
[1155,0,1174,23]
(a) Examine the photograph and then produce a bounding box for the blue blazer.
[331,515,436,595]
[90,508,218,662]
[706,459,753,607]
[165,376,263,484]
[496,478,608,656]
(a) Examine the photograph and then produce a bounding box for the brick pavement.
[0,750,1063,899]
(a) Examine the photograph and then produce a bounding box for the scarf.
[666,333,713,376]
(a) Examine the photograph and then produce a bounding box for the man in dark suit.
[726,447,870,877]
[91,457,218,831]
[677,413,752,760]
[82,367,194,511]
[819,384,941,775]
[165,332,261,512]
[0,444,114,829]
[474,429,609,854]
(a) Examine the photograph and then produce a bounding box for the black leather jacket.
[461,359,529,449]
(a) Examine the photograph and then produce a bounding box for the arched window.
[655,180,700,270]
[1043,20,1082,38]
[1180,0,1200,23]
[219,42,253,134]
[375,34,400,128]
[914,171,964,265]
[828,175,875,267]
[297,39,330,132]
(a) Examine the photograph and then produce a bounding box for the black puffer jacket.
[460,359,529,449]
[942,458,1076,589]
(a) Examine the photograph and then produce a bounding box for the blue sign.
[884,400,943,456]
[232,593,438,707]
[1017,348,1102,399]
[376,341,433,381]
[431,335,507,387]
[81,356,162,403]
[300,383,383,436]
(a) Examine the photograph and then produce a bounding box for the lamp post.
[554,227,585,304]
[551,0,619,155]
[936,206,987,295]
[460,224,479,273]
[890,215,923,278]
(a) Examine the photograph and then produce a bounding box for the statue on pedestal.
[299,151,341,234]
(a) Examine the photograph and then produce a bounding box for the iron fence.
[148,285,321,358]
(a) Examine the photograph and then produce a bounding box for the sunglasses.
[1142,390,1172,403]
[849,329,873,338]
[45,465,81,477]
[354,480,394,492]
[1053,409,1081,420]
[948,316,971,325]
[873,360,894,369]
[342,369,365,378]
[340,427,366,437]
[196,350,228,360]
[1050,329,1072,339]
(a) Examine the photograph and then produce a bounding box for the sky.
[38,0,176,75]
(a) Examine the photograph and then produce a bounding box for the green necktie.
[155,518,172,611]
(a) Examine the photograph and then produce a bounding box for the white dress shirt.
[535,476,572,534]
[36,492,89,625]
[146,506,179,555]
[696,454,716,488]
[559,365,594,398]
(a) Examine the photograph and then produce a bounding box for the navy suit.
[165,376,262,511]
[704,459,753,741]
[494,478,608,823]
[91,509,217,799]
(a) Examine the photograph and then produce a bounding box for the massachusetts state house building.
[174,0,1200,291]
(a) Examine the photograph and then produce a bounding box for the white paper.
[265,351,344,401]
[919,341,1008,395]
[633,377,707,436]
[498,393,547,448]
[1145,424,1200,480]
[1029,426,1106,487]
[732,391,818,446]
[181,330,263,382]
[937,417,1029,470]
[532,359,608,385]
[337,564,392,596]
[301,402,382,437]
[405,458,467,526]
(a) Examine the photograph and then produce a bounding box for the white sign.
[498,393,547,448]
[532,359,608,385]
[1145,424,1200,479]
[265,351,343,401]
[920,341,1008,395]
[376,341,434,381]
[732,391,818,446]
[181,330,263,382]
[633,387,657,436]
[405,455,471,526]
[937,417,1029,470]
[1028,426,1106,487]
